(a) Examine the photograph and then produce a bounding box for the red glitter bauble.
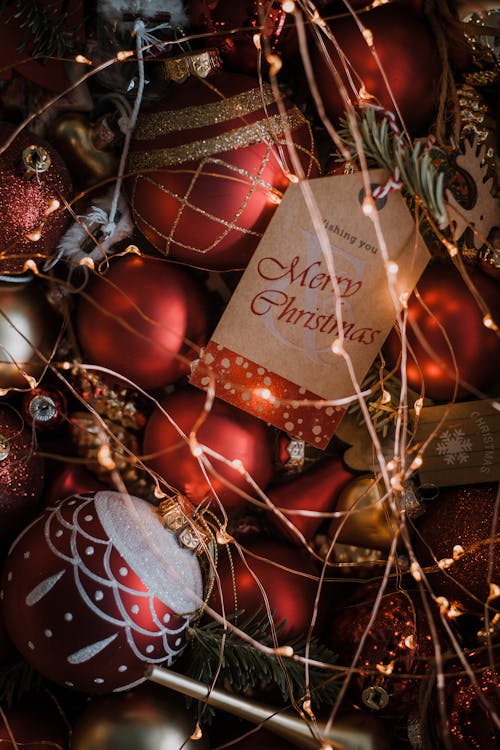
[328,586,435,714]
[383,263,500,402]
[209,537,323,641]
[201,1,299,76]
[1,491,203,693]
[0,405,45,544]
[438,648,500,750]
[0,124,72,275]
[126,69,319,270]
[309,4,441,135]
[76,255,209,390]
[267,457,353,543]
[0,696,68,750]
[413,484,500,613]
[143,387,275,514]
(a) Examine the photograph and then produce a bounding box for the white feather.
[54,190,134,267]
[97,0,187,25]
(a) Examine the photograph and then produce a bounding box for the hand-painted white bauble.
[0,491,203,694]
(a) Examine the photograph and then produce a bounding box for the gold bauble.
[328,475,398,553]
[0,281,58,390]
[51,113,118,189]
[71,685,208,750]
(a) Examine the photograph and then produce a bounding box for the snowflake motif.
[435,429,473,465]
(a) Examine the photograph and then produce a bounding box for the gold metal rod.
[145,666,390,750]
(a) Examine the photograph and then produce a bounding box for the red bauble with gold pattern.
[412,483,500,613]
[126,58,319,270]
[1,491,203,693]
[309,3,441,135]
[0,405,45,544]
[383,263,500,402]
[0,124,72,275]
[143,386,274,514]
[209,537,323,641]
[76,254,209,391]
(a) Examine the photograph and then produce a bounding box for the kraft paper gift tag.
[191,170,430,448]
[413,399,500,486]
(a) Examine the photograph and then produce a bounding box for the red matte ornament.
[126,69,319,270]
[309,3,441,135]
[267,457,354,543]
[143,387,275,514]
[383,263,500,402]
[209,537,323,641]
[76,255,209,391]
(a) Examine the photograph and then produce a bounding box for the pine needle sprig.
[338,107,448,229]
[0,0,79,58]
[0,658,45,708]
[185,610,339,714]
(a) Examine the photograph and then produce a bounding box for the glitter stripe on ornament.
[127,110,308,170]
[133,85,279,139]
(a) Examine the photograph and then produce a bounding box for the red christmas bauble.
[209,537,323,641]
[328,586,435,713]
[126,68,319,270]
[383,263,500,402]
[45,463,106,503]
[309,3,441,134]
[76,255,209,391]
[1,491,203,693]
[0,405,45,544]
[143,387,275,514]
[412,484,500,613]
[0,696,68,750]
[267,457,354,543]
[202,1,299,76]
[438,648,500,750]
[0,124,72,275]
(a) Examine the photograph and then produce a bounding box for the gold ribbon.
[133,85,279,140]
[128,109,309,170]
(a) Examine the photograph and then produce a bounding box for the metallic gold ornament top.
[133,85,278,140]
[157,495,210,555]
[128,109,307,170]
[22,145,51,174]
[162,49,222,84]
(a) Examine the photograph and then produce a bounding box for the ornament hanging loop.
[22,145,51,176]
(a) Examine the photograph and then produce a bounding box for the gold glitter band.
[162,49,222,84]
[133,85,279,140]
[128,109,308,170]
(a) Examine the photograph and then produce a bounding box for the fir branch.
[338,107,448,229]
[0,0,79,58]
[185,610,339,713]
[0,658,45,708]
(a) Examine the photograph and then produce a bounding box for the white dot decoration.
[94,590,104,601]
[28,641,35,650]
[85,546,94,555]
[118,665,128,672]
[175,637,182,647]
[7,572,12,582]
[146,644,154,653]
[23,551,30,559]
[285,422,294,432]
[119,567,128,576]
[44,629,53,638]
[163,613,171,623]
[221,357,230,368]
[131,604,140,614]
[64,612,73,622]
[84,514,94,522]
[65,681,74,687]
[55,530,63,538]
[94,678,104,684]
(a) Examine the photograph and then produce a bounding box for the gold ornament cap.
[162,48,222,84]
